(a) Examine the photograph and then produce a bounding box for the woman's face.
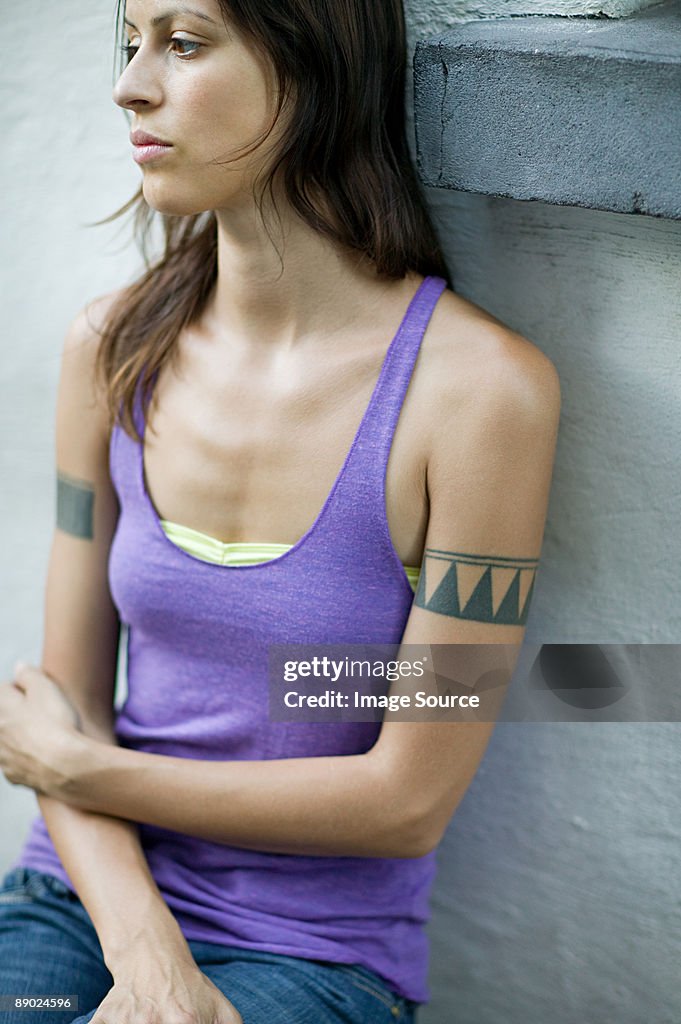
[113,0,287,217]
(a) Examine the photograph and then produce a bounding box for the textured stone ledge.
[414,0,681,218]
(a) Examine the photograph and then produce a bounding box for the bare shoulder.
[64,287,127,356]
[59,286,129,448]
[420,289,561,525]
[425,288,561,428]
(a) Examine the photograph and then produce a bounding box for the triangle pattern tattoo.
[423,556,453,604]
[415,550,538,626]
[491,567,519,616]
[457,562,490,612]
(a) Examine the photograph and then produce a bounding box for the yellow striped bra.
[159,518,422,592]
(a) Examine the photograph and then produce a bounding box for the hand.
[0,661,83,795]
[97,944,243,1024]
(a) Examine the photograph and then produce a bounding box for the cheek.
[180,67,274,160]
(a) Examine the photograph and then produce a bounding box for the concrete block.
[414,0,681,217]
[405,0,664,32]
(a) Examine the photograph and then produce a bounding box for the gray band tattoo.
[414,548,539,625]
[56,471,94,539]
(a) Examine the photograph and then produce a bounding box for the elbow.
[408,818,443,858]
[365,753,449,858]
[385,807,443,860]
[79,713,117,746]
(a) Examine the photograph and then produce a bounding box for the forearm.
[39,723,193,973]
[60,738,424,858]
[38,798,190,967]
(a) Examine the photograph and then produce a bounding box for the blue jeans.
[0,868,418,1024]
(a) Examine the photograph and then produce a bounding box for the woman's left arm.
[1,333,560,861]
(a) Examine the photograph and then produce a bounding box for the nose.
[112,48,164,110]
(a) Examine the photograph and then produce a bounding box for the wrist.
[46,727,93,801]
[104,911,195,976]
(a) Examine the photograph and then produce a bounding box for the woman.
[0,1,561,1022]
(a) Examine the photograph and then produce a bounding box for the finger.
[13,663,53,692]
[13,664,31,688]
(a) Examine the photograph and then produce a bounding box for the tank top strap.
[322,274,448,518]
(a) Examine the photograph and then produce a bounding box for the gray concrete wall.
[415,191,681,1024]
[414,1,681,218]
[404,0,665,30]
[405,3,681,1023]
[1,3,680,1023]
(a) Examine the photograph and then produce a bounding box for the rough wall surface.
[405,0,664,36]
[414,1,681,218]
[405,4,680,1023]
[1,3,679,1024]
[414,195,681,1024]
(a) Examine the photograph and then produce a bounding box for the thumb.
[12,660,31,693]
[13,661,41,684]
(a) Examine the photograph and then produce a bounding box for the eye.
[119,43,139,64]
[118,37,202,65]
[170,37,202,58]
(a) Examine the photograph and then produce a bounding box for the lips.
[130,129,172,146]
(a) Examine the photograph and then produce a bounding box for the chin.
[140,179,215,218]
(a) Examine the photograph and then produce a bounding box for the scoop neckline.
[136,274,433,575]
[159,517,423,573]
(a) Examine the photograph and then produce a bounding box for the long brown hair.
[92,0,451,443]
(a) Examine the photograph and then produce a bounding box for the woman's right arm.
[35,295,195,973]
[36,298,243,1024]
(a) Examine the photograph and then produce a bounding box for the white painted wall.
[1,1,140,879]
[1,3,679,1023]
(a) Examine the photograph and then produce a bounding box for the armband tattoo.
[414,548,539,625]
[56,470,94,539]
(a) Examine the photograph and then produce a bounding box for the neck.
[200,192,416,356]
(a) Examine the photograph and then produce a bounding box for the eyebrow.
[124,5,218,29]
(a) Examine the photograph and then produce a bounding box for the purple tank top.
[14,274,448,1004]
